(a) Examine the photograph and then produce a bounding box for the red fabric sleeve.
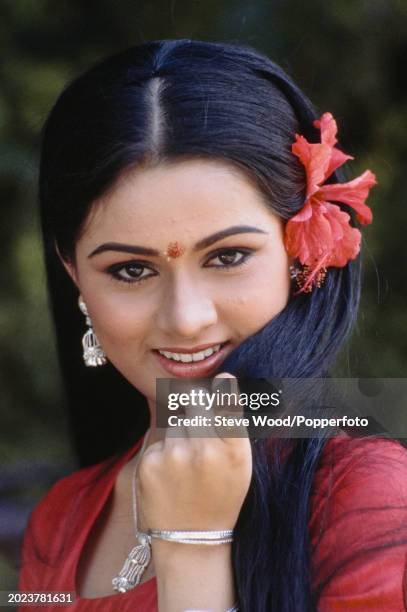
[310,436,407,611]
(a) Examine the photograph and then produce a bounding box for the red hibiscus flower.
[285,112,377,293]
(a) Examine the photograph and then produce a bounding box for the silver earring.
[289,264,298,281]
[78,296,107,367]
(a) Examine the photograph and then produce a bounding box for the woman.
[18,39,407,611]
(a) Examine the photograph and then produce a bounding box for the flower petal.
[314,112,338,147]
[314,113,354,179]
[289,200,313,222]
[325,148,354,181]
[285,200,334,266]
[285,200,362,292]
[318,170,377,224]
[292,136,331,198]
[323,203,361,266]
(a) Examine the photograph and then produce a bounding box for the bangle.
[184,606,238,612]
[148,529,234,545]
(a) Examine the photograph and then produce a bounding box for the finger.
[178,378,235,447]
[183,384,215,439]
[165,378,212,444]
[212,373,249,441]
[212,372,242,416]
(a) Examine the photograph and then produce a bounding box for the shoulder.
[313,435,407,507]
[310,436,407,610]
[311,435,407,536]
[319,433,407,466]
[316,433,407,480]
[32,456,113,518]
[21,454,118,562]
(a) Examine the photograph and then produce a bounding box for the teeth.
[161,351,180,361]
[158,344,222,363]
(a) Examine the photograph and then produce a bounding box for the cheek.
[84,294,153,351]
[220,260,291,331]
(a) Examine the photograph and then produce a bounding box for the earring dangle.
[78,296,107,367]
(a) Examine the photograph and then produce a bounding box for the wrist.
[152,542,235,612]
[152,539,232,566]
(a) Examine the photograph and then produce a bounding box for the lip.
[153,342,230,378]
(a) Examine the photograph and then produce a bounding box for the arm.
[153,541,235,612]
[138,375,249,612]
[310,437,407,611]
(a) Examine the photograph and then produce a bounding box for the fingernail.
[212,376,232,394]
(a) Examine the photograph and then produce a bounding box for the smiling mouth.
[155,342,227,363]
[152,342,230,377]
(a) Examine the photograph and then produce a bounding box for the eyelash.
[106,248,253,285]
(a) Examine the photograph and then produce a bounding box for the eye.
[205,248,252,268]
[106,261,157,284]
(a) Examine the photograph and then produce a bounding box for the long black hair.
[40,39,362,611]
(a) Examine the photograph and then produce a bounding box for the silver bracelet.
[138,529,237,610]
[148,529,234,545]
[184,606,238,612]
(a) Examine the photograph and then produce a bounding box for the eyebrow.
[87,225,268,259]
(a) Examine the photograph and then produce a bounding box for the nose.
[155,273,218,339]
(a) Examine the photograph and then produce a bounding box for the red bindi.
[165,241,185,260]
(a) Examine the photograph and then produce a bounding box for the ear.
[55,241,79,288]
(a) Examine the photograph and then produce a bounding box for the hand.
[136,373,253,535]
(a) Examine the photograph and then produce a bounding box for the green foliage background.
[1,0,406,590]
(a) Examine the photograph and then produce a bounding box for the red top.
[18,434,407,611]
